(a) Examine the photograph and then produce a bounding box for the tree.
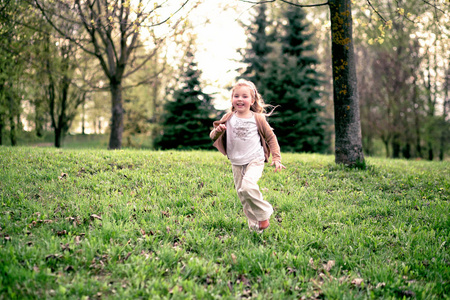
[0,0,30,146]
[155,45,219,150]
[256,4,328,153]
[41,33,87,147]
[33,0,198,149]
[121,42,176,148]
[239,3,274,90]
[240,0,449,164]
[440,66,450,161]
[239,0,363,165]
[327,0,364,165]
[354,0,449,159]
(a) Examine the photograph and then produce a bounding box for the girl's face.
[232,85,255,117]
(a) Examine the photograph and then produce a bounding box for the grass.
[0,147,449,299]
[1,131,109,149]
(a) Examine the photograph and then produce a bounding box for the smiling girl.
[210,79,285,233]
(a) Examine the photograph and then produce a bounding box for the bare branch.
[279,0,328,7]
[148,0,191,27]
[239,0,275,4]
[0,0,12,14]
[33,0,99,57]
[366,0,387,23]
[239,0,329,7]
[74,0,111,79]
[123,44,161,78]
[421,0,447,15]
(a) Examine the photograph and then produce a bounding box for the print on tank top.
[233,118,253,141]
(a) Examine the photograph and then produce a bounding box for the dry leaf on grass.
[309,257,317,269]
[323,260,335,272]
[231,253,237,264]
[90,214,102,221]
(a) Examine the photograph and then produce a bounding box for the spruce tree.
[155,49,217,150]
[239,4,273,91]
[261,5,328,153]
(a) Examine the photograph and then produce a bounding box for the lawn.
[0,147,449,299]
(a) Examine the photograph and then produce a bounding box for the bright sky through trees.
[188,1,253,109]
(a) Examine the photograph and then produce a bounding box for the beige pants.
[232,159,273,227]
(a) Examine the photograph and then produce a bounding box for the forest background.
[0,0,449,161]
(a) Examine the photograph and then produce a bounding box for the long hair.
[231,79,276,116]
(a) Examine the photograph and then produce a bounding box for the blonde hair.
[231,79,275,115]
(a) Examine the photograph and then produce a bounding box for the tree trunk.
[55,127,62,148]
[35,104,44,138]
[81,101,86,135]
[428,145,434,161]
[392,134,400,158]
[381,136,390,158]
[108,81,124,150]
[8,90,17,146]
[54,79,69,148]
[439,66,449,161]
[402,143,411,159]
[328,0,364,166]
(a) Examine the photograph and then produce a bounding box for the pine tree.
[239,4,274,91]
[261,5,328,153]
[155,49,217,150]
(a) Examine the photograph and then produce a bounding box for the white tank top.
[226,113,265,165]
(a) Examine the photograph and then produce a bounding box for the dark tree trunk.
[412,73,422,158]
[55,127,62,148]
[35,97,44,137]
[54,68,70,148]
[392,135,400,158]
[0,115,3,146]
[8,90,17,146]
[328,0,364,166]
[109,81,124,150]
[0,83,3,146]
[402,143,411,159]
[81,101,86,135]
[440,66,449,161]
[428,145,434,161]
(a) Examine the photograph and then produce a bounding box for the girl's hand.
[216,124,226,133]
[271,161,286,172]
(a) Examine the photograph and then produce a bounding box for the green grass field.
[0,147,449,299]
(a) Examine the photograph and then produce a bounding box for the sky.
[187,1,254,109]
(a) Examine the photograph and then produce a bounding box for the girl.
[210,79,285,233]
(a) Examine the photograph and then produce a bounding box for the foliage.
[240,4,329,153]
[121,43,178,149]
[238,4,274,90]
[32,0,200,149]
[0,0,31,146]
[154,48,219,150]
[353,0,450,160]
[0,147,449,298]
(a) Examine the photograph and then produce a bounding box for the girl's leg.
[234,160,273,225]
[232,164,257,230]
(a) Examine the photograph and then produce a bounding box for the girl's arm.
[260,116,285,171]
[210,112,231,141]
[210,124,226,140]
[263,124,281,162]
